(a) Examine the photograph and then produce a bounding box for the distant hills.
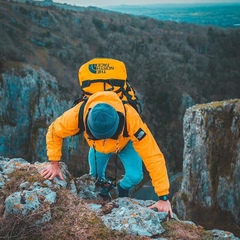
[106,3,240,28]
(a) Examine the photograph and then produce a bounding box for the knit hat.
[87,103,119,139]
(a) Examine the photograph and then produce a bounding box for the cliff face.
[175,99,240,234]
[0,64,83,164]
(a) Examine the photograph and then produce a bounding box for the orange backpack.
[73,58,142,133]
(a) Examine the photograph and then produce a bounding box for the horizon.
[53,0,240,8]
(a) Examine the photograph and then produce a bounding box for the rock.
[174,99,240,235]
[0,157,30,188]
[210,229,240,240]
[0,158,75,224]
[101,198,166,237]
[0,157,30,174]
[1,156,240,239]
[5,187,56,214]
[0,64,81,164]
[75,174,101,200]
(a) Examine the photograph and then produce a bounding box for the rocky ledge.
[0,156,239,239]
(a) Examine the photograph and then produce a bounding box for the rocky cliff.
[0,64,66,162]
[175,99,240,237]
[1,1,240,237]
[0,64,86,166]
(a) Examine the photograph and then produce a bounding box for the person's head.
[87,103,119,139]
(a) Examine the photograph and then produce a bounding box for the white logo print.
[137,130,145,139]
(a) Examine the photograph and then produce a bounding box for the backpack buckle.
[105,79,114,91]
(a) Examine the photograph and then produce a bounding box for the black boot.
[95,178,114,201]
[117,182,129,197]
[99,186,112,200]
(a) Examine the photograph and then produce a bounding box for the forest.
[0,0,240,173]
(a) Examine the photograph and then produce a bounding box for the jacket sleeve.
[46,103,81,161]
[126,105,170,197]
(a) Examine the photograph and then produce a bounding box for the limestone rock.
[101,198,166,237]
[0,64,80,163]
[1,156,239,238]
[175,99,240,231]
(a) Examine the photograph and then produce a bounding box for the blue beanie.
[87,103,119,139]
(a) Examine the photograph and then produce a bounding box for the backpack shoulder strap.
[122,104,129,137]
[77,96,129,137]
[78,99,87,134]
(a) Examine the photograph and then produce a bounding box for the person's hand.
[41,161,64,180]
[148,200,173,218]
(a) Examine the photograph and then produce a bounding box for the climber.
[41,59,173,217]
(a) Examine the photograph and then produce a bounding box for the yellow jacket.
[46,91,169,196]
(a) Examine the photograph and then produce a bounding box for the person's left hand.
[148,200,173,218]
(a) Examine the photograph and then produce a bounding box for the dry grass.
[0,166,215,239]
[161,220,213,240]
[38,189,140,240]
[0,210,45,240]
[0,167,149,240]
[0,189,149,240]
[1,189,215,240]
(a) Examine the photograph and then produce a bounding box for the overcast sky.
[53,0,240,7]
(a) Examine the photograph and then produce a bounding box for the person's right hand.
[148,200,173,218]
[41,161,64,180]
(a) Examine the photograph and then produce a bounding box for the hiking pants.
[88,141,143,190]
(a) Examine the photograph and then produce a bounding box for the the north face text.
[89,63,114,74]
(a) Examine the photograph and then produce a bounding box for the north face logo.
[88,64,97,74]
[88,63,114,74]
[134,128,146,141]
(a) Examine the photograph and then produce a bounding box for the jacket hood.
[83,91,125,137]
[84,91,125,115]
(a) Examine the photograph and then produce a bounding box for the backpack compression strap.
[81,79,125,89]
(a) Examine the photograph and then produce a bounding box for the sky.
[53,0,240,8]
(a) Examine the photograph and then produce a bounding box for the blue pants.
[88,141,143,190]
